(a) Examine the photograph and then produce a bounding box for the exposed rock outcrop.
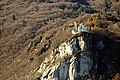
[36,32,120,80]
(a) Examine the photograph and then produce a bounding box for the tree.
[72,3,80,11]
[12,14,16,21]
[79,5,86,12]
[103,0,108,13]
[97,13,101,20]
[59,3,66,10]
[114,0,119,2]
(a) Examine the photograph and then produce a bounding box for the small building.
[78,23,88,32]
[72,22,88,34]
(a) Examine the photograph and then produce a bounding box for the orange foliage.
[81,15,86,19]
[86,20,91,25]
[92,19,95,24]
[86,18,95,26]
[91,13,97,17]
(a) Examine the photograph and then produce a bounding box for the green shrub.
[59,3,66,10]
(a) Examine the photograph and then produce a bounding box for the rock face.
[36,32,120,80]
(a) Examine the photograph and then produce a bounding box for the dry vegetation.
[0,0,120,80]
[0,0,81,80]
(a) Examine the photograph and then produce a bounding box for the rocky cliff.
[37,33,93,80]
[35,32,120,80]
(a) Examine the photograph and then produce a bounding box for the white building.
[72,23,88,35]
[78,23,88,32]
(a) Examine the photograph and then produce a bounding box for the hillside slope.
[0,0,120,80]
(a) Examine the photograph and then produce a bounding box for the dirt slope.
[0,0,120,80]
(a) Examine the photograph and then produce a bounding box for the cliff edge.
[35,31,120,80]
